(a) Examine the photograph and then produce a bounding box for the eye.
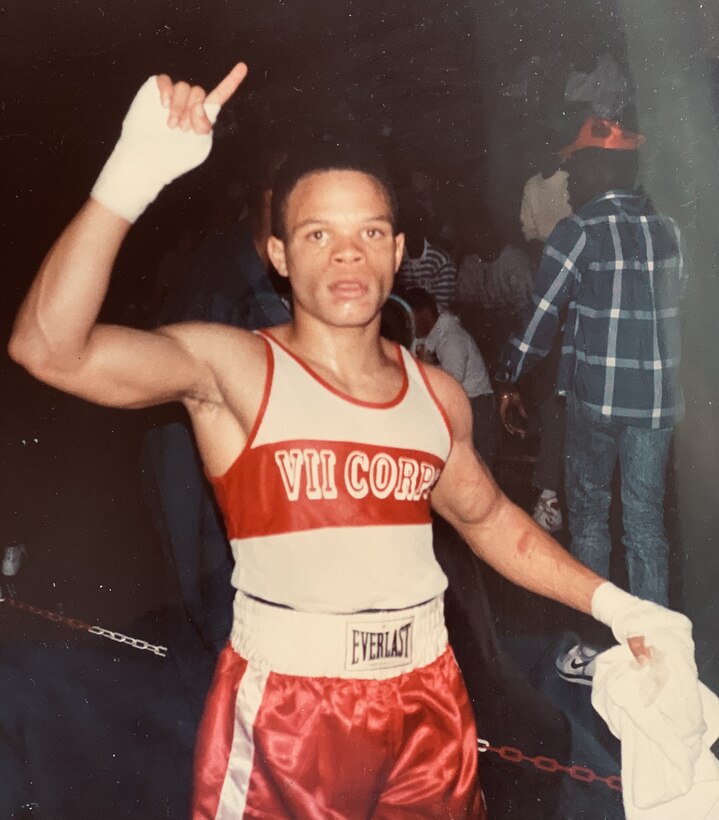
[307,230,326,242]
[365,227,385,239]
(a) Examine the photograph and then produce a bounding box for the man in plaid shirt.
[496,117,686,684]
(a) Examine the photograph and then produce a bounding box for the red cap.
[559,116,645,159]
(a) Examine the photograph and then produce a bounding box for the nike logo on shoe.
[556,644,597,686]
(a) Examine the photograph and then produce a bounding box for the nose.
[332,235,364,264]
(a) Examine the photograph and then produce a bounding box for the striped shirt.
[497,190,686,429]
[394,239,457,310]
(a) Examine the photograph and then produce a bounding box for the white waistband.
[230,592,448,680]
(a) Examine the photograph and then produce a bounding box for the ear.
[393,232,405,271]
[267,236,289,278]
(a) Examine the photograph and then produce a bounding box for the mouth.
[329,280,369,299]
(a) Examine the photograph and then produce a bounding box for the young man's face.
[268,170,404,330]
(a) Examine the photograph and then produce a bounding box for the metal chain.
[478,738,622,793]
[2,595,621,788]
[2,596,167,658]
[88,625,167,657]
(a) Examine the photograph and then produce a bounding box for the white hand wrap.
[91,77,220,222]
[592,581,693,645]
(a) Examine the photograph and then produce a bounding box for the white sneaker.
[2,545,27,577]
[532,494,563,532]
[555,644,598,686]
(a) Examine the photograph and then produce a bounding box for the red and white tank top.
[209,330,452,613]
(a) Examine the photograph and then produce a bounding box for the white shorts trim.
[215,664,269,820]
[230,592,448,680]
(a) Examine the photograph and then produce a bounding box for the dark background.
[1,0,719,815]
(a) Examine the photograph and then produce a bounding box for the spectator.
[394,200,457,310]
[520,132,572,256]
[497,117,684,684]
[455,234,534,375]
[406,287,499,470]
[456,241,534,317]
[518,131,573,532]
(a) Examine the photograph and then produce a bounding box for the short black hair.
[246,146,288,212]
[402,287,439,319]
[566,147,639,210]
[270,143,399,240]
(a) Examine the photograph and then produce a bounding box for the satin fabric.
[193,645,485,818]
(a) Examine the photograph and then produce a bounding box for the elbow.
[7,325,38,370]
[8,328,53,378]
[8,323,76,384]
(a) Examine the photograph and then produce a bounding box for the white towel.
[592,638,719,819]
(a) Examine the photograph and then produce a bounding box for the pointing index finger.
[206,62,248,107]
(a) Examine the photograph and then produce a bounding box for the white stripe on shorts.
[215,663,269,820]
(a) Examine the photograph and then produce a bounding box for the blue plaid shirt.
[497,190,685,428]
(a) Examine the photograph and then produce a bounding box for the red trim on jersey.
[214,439,444,540]
[206,334,274,483]
[245,334,274,452]
[415,358,454,451]
[259,329,409,409]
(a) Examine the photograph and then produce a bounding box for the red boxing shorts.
[192,593,484,819]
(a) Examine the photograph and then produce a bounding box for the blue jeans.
[564,393,673,606]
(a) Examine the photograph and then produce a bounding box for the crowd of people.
[8,45,718,820]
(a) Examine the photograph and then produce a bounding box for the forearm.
[11,72,222,374]
[453,494,603,615]
[428,379,599,613]
[430,376,673,668]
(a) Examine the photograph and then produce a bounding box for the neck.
[282,311,388,375]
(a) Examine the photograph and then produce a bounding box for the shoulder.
[434,311,462,336]
[425,242,453,263]
[418,362,472,437]
[157,322,267,373]
[499,245,531,267]
[158,322,273,413]
[545,213,587,251]
[158,320,256,346]
[522,173,541,193]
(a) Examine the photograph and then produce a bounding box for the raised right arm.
[9,199,203,407]
[9,65,248,410]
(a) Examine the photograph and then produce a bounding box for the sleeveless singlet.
[209,330,453,613]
